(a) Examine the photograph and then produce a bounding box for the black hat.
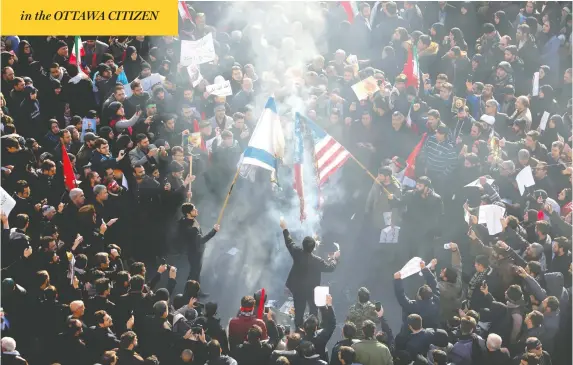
[417,176,432,187]
[503,85,515,95]
[525,338,542,350]
[84,132,97,142]
[56,40,68,50]
[170,161,184,173]
[51,79,62,89]
[98,63,111,73]
[82,36,97,42]
[86,110,98,119]
[101,53,114,64]
[141,62,151,70]
[24,85,37,95]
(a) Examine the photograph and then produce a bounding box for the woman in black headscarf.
[18,86,43,140]
[456,3,478,53]
[15,40,35,77]
[147,46,162,73]
[537,21,561,86]
[123,46,143,82]
[449,27,468,53]
[530,84,559,130]
[539,114,563,150]
[495,11,516,38]
[1,51,16,70]
[430,23,447,59]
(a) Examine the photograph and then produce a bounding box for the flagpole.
[216,166,241,225]
[347,153,392,196]
[187,155,193,202]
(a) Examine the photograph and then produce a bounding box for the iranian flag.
[69,36,85,71]
[403,45,420,88]
[340,1,358,23]
[178,1,192,21]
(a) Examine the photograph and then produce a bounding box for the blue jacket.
[394,267,441,330]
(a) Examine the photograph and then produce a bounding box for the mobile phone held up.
[375,301,382,312]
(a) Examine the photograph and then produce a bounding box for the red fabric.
[340,2,355,23]
[109,117,132,135]
[403,47,418,88]
[121,50,126,62]
[61,144,76,190]
[561,201,572,217]
[257,288,266,320]
[405,133,427,179]
[537,210,545,221]
[92,53,98,69]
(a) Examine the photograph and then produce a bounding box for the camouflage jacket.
[346,301,379,339]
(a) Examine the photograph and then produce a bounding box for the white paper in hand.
[314,286,329,306]
[383,212,392,226]
[538,112,550,131]
[465,178,494,187]
[478,205,506,235]
[399,257,423,279]
[532,72,540,96]
[0,186,16,217]
[516,165,536,195]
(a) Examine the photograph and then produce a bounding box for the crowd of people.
[1,1,572,365]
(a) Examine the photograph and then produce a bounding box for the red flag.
[340,2,356,23]
[402,46,419,88]
[61,144,76,190]
[256,288,266,320]
[404,133,427,180]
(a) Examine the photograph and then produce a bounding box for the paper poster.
[80,118,97,142]
[399,257,423,278]
[380,226,400,243]
[516,165,536,195]
[314,286,329,306]
[383,212,392,226]
[123,73,165,98]
[478,204,506,235]
[465,178,494,187]
[180,33,216,66]
[0,186,16,216]
[464,209,470,224]
[351,76,379,100]
[206,80,233,97]
[532,72,540,96]
[187,64,203,87]
[538,111,550,131]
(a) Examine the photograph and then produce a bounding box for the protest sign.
[538,112,550,131]
[80,118,97,142]
[206,80,233,97]
[516,165,536,195]
[478,205,506,235]
[0,186,16,216]
[465,178,494,187]
[314,286,329,306]
[532,72,540,96]
[399,257,423,278]
[187,64,203,87]
[180,33,216,66]
[351,76,379,100]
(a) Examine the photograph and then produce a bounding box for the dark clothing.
[177,217,216,281]
[394,268,441,330]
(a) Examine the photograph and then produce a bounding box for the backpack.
[448,338,473,365]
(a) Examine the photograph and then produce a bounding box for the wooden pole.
[216,166,241,225]
[348,154,391,196]
[187,155,193,202]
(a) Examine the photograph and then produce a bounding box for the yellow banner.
[1,0,178,35]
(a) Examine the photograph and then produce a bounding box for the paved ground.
[152,182,446,350]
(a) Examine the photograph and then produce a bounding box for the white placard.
[351,76,379,101]
[180,33,216,66]
[516,165,536,195]
[187,64,203,87]
[538,111,550,131]
[380,226,400,243]
[465,178,495,188]
[206,80,233,97]
[314,286,329,306]
[383,212,392,226]
[532,72,540,96]
[399,257,423,279]
[478,205,506,235]
[0,186,16,216]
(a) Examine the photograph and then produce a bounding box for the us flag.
[294,113,350,220]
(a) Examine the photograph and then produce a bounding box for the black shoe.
[198,291,209,298]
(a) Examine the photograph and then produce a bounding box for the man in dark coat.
[178,202,219,286]
[280,217,339,328]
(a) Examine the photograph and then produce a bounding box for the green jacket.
[352,340,393,365]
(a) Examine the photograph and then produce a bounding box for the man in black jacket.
[331,322,359,365]
[178,202,219,290]
[280,217,339,328]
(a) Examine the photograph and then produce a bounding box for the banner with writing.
[180,33,216,66]
[123,73,164,98]
[206,80,233,97]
